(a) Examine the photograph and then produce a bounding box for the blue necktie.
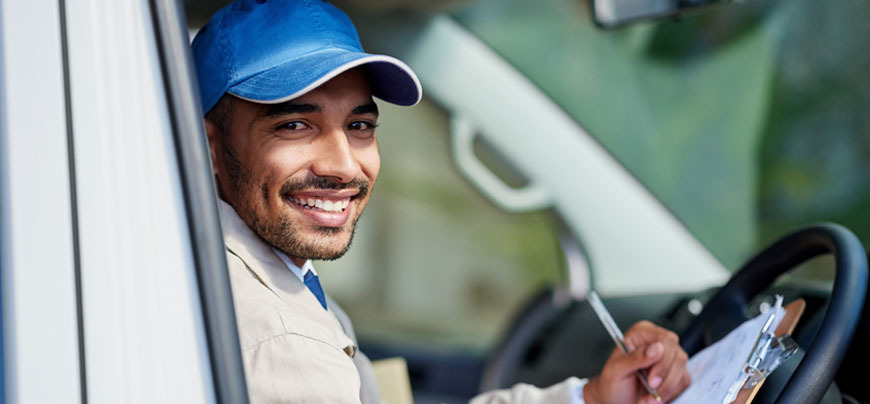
[303,271,328,310]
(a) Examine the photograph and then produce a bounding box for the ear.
[204,118,221,176]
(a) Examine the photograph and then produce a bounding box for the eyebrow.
[352,102,379,117]
[260,100,379,119]
[263,102,321,117]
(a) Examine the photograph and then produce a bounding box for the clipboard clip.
[722,298,800,404]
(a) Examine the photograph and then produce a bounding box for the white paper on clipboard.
[672,296,785,404]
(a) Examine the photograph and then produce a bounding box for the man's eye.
[277,121,310,131]
[348,121,378,132]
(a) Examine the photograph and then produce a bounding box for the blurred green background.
[453,0,870,272]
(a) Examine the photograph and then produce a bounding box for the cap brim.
[227,48,422,107]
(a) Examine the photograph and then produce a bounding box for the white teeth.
[291,197,349,212]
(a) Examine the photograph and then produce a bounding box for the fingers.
[637,394,662,404]
[606,341,664,380]
[596,321,692,404]
[623,322,691,401]
[624,321,677,350]
[646,331,679,388]
[654,349,690,401]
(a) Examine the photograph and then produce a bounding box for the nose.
[310,128,361,183]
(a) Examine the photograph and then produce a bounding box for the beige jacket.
[219,200,585,404]
[220,201,381,403]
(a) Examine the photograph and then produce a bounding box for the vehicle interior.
[182,0,870,403]
[0,0,866,403]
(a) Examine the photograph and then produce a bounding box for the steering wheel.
[680,223,868,404]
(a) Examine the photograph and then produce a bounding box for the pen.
[587,291,663,402]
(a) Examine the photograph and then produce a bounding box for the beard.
[221,142,369,261]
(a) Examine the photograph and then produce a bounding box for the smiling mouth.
[287,196,351,213]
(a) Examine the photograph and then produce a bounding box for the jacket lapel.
[217,200,356,354]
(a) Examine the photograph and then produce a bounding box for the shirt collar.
[272,247,317,282]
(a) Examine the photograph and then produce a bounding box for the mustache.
[279,177,370,199]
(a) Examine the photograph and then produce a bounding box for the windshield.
[452,0,870,273]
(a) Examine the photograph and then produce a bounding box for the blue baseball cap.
[191,0,422,114]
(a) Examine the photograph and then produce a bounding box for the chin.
[302,244,352,261]
[294,229,355,261]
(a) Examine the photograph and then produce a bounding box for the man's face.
[207,69,380,265]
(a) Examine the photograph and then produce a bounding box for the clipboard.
[730,298,806,404]
[371,357,415,404]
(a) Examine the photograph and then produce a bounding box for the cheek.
[358,145,380,182]
[246,148,310,206]
[262,146,310,179]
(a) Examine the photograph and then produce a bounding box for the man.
[191,1,691,403]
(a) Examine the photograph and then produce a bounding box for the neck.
[290,256,307,268]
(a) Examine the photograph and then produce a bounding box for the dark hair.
[205,94,236,137]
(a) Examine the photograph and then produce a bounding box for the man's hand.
[583,321,691,404]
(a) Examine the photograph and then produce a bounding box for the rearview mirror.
[590,0,727,28]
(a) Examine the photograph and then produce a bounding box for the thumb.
[608,342,664,379]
